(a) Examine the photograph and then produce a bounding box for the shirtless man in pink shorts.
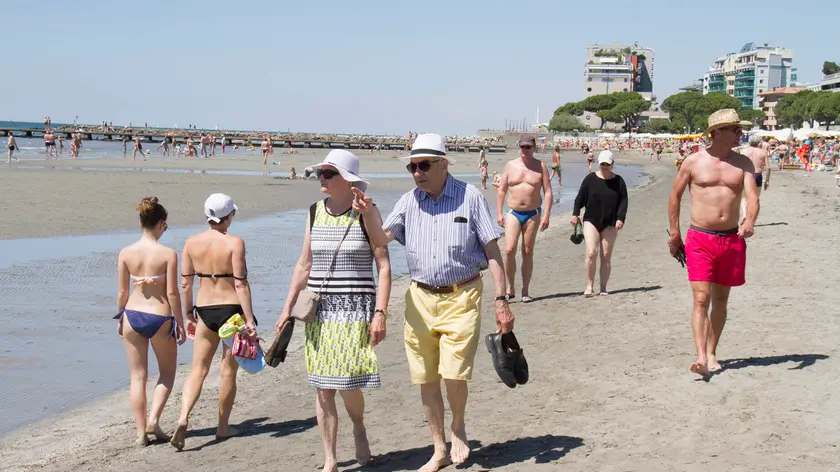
[667,109,760,377]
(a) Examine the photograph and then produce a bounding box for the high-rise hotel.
[702,42,797,110]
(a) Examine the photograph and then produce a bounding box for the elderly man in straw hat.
[352,133,514,471]
[667,109,760,377]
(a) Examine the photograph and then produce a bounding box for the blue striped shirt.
[383,174,501,286]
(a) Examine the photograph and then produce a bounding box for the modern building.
[582,42,656,128]
[757,87,804,129]
[805,73,840,92]
[702,42,797,110]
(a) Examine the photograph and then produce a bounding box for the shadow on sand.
[530,285,662,302]
[344,434,584,471]
[696,354,829,383]
[181,416,316,452]
[755,222,788,227]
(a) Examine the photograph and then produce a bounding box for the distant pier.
[0,127,508,153]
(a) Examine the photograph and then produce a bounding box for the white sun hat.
[401,133,456,163]
[308,149,369,192]
[204,193,238,223]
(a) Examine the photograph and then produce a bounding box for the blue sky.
[2,0,838,135]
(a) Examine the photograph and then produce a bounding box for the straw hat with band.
[704,109,752,137]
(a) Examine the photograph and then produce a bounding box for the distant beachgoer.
[123,137,128,158]
[275,150,390,471]
[156,138,170,156]
[491,170,501,189]
[115,197,185,446]
[586,150,594,172]
[289,167,297,179]
[6,133,20,163]
[571,150,628,297]
[550,145,562,186]
[133,136,146,162]
[479,158,489,189]
[44,130,56,158]
[496,135,552,302]
[58,135,65,155]
[668,109,758,377]
[741,134,771,221]
[261,137,270,165]
[221,135,227,154]
[171,193,257,451]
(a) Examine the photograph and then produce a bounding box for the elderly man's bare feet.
[450,428,471,465]
[146,423,171,442]
[353,425,372,465]
[215,425,240,440]
[170,421,187,451]
[419,450,452,472]
[321,461,338,472]
[690,360,709,376]
[707,355,722,372]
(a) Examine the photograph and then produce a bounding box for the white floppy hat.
[309,149,369,192]
[401,133,457,164]
[205,193,238,223]
[597,150,614,165]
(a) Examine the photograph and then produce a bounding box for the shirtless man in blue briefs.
[496,134,552,302]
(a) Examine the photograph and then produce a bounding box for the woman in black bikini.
[170,193,257,451]
[571,150,628,297]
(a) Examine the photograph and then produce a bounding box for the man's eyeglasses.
[316,169,339,179]
[406,159,440,174]
[599,162,612,167]
[519,145,534,150]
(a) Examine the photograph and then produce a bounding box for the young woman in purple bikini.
[115,197,186,446]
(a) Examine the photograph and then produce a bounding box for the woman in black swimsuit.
[571,150,628,297]
[170,193,257,451]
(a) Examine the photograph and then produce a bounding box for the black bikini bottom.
[193,304,257,333]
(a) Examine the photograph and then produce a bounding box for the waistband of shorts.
[689,225,738,236]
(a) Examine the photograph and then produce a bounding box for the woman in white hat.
[275,150,390,470]
[570,150,628,297]
[170,193,258,451]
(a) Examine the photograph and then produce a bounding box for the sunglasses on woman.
[316,169,339,179]
[406,159,440,174]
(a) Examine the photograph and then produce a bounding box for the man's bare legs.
[502,213,523,298]
[419,379,470,471]
[598,226,618,294]
[707,284,731,372]
[582,222,600,296]
[519,217,539,300]
[689,282,711,375]
[419,381,451,472]
[689,282,732,375]
[444,379,470,466]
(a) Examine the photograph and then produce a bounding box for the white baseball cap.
[597,150,615,165]
[204,193,238,223]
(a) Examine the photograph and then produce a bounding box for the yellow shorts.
[403,278,483,384]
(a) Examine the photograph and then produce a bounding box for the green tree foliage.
[773,90,840,129]
[661,92,741,133]
[552,92,647,131]
[548,114,588,133]
[822,61,840,76]
[739,108,766,126]
[638,119,673,134]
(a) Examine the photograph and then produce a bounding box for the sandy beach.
[2,152,839,471]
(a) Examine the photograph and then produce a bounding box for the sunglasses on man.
[406,159,441,174]
[519,145,534,150]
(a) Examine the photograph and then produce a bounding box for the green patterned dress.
[305,200,380,389]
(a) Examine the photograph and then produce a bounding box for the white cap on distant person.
[205,193,238,223]
[598,150,615,165]
[308,149,369,192]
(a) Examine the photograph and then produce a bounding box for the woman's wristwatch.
[374,308,387,319]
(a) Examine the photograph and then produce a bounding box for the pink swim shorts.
[684,226,746,287]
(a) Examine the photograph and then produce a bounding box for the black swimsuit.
[183,271,254,333]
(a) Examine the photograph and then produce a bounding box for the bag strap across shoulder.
[314,203,357,294]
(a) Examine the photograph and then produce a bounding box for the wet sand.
[4,153,839,471]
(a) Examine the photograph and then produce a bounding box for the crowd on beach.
[105,108,782,471]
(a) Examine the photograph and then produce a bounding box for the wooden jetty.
[0,127,508,153]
